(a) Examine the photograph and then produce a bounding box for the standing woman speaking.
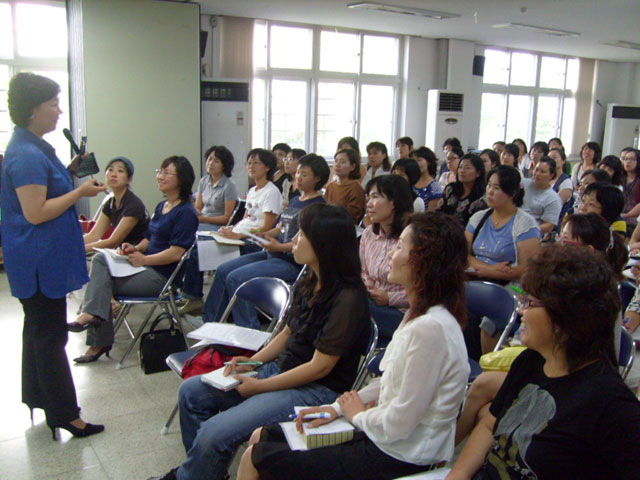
[0,73,106,439]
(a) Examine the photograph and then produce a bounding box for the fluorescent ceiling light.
[603,40,640,51]
[347,2,460,20]
[491,22,580,38]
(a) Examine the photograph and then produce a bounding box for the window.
[478,48,578,153]
[253,21,401,158]
[0,1,68,156]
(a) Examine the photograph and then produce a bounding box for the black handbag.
[139,312,187,374]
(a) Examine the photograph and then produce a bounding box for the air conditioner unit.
[425,90,464,153]
[602,104,640,155]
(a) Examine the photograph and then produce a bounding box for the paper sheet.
[94,248,146,277]
[187,322,271,351]
[197,237,241,271]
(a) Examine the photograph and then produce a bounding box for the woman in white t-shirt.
[237,211,470,480]
[217,148,283,255]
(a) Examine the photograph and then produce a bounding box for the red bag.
[78,215,115,239]
[181,343,255,379]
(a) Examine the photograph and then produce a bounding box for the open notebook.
[280,406,355,450]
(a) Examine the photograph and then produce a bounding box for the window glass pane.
[478,93,506,149]
[362,36,398,75]
[253,22,267,70]
[565,58,579,91]
[251,78,266,148]
[483,49,509,85]
[320,31,359,73]
[271,79,306,147]
[359,85,394,150]
[15,3,67,58]
[0,64,10,151]
[505,94,533,144]
[316,82,355,157]
[539,57,565,89]
[509,52,537,87]
[560,97,575,154]
[0,3,12,59]
[535,95,560,142]
[270,25,312,69]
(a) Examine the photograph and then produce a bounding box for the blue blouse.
[1,127,89,299]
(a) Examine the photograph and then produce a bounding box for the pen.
[510,285,525,295]
[223,361,263,366]
[288,412,330,420]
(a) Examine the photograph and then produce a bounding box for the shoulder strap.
[471,209,494,254]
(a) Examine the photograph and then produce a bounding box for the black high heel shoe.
[73,346,112,364]
[67,316,103,333]
[49,421,105,440]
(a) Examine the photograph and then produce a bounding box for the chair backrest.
[352,317,379,390]
[620,280,636,314]
[157,242,196,298]
[92,192,114,222]
[619,328,635,380]
[465,281,519,351]
[227,199,247,226]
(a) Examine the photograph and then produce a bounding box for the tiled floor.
[0,270,195,480]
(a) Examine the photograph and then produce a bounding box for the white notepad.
[94,248,146,277]
[187,323,271,351]
[200,367,259,391]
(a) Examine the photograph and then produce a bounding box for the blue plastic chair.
[620,279,636,313]
[619,328,635,380]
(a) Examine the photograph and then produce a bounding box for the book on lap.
[280,406,355,450]
[200,367,259,391]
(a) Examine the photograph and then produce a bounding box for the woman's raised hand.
[78,179,107,197]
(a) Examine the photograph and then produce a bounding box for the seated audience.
[282,148,306,205]
[479,149,500,179]
[512,138,530,177]
[499,143,520,169]
[83,156,149,253]
[216,149,283,254]
[522,141,549,178]
[439,153,486,227]
[492,141,505,155]
[447,244,640,480]
[391,157,425,212]
[621,148,640,234]
[361,141,391,186]
[148,204,370,480]
[521,156,562,235]
[571,141,602,185]
[361,175,414,343]
[455,212,629,446]
[324,148,366,222]
[395,136,413,158]
[239,211,471,480]
[438,145,464,187]
[548,137,563,152]
[598,154,624,188]
[548,147,574,225]
[575,167,612,209]
[193,146,238,229]
[466,166,540,352]
[69,156,198,363]
[412,146,443,210]
[579,181,626,235]
[201,154,329,328]
[270,143,291,192]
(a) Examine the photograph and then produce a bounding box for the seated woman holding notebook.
[147,203,370,480]
[237,211,470,480]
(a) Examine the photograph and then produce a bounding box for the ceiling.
[196,0,640,62]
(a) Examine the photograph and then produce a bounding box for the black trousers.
[20,289,80,426]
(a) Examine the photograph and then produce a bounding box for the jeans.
[368,298,404,347]
[176,362,338,480]
[202,252,301,329]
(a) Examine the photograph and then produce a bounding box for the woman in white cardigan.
[237,211,470,480]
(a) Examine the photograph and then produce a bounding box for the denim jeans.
[202,252,301,329]
[368,298,404,347]
[176,362,338,480]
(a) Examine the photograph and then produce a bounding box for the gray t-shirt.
[522,178,562,226]
[198,174,238,217]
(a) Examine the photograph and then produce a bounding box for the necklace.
[491,211,513,228]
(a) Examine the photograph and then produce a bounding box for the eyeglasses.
[155,169,177,176]
[518,293,544,310]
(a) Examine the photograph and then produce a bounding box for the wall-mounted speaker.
[472,55,485,77]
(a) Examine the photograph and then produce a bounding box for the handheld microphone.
[62,128,82,155]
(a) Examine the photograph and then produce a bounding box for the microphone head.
[62,128,81,154]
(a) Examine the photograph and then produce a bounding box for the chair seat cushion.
[166,350,196,376]
[115,293,182,303]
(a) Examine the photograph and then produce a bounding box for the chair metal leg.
[113,304,133,334]
[161,403,179,435]
[116,303,159,369]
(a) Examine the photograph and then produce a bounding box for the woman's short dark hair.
[8,72,60,128]
[512,138,528,156]
[548,137,563,147]
[521,244,620,372]
[451,153,485,199]
[247,148,277,181]
[550,147,568,173]
[598,155,624,186]
[366,141,391,171]
[487,165,525,207]
[335,148,362,180]
[412,146,439,177]
[563,213,628,281]
[530,141,550,156]
[581,141,602,164]
[480,149,501,169]
[396,136,414,149]
[443,137,461,150]
[581,168,612,184]
[391,158,421,187]
[537,156,557,180]
[337,136,360,156]
[161,155,195,203]
[271,143,291,154]
[297,203,363,304]
[365,174,414,238]
[503,143,520,161]
[449,145,465,159]
[407,211,467,327]
[289,148,307,160]
[621,148,640,177]
[583,182,625,225]
[204,145,234,177]
[298,154,330,191]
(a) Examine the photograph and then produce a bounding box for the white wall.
[82,0,201,213]
[446,39,479,150]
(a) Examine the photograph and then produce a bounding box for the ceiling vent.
[491,23,579,38]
